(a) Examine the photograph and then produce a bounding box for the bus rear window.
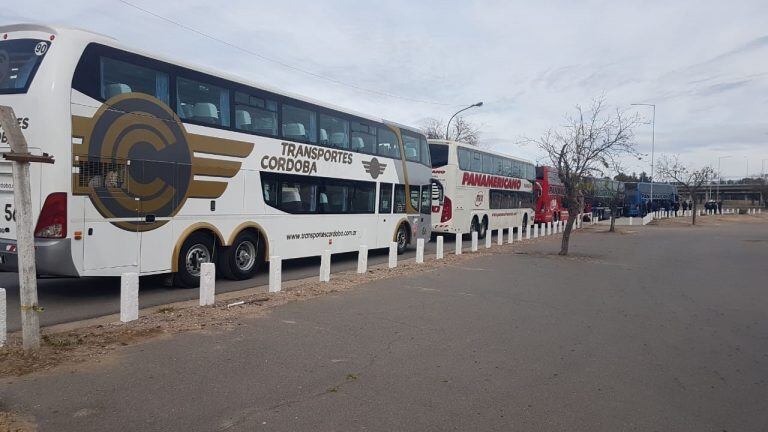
[0,39,50,94]
[429,143,448,168]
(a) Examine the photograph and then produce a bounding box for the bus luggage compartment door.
[80,158,139,271]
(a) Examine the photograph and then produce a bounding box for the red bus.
[534,166,569,224]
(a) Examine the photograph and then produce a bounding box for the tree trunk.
[559,206,579,255]
[691,201,697,225]
[609,214,616,232]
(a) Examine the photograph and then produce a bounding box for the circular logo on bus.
[475,191,484,207]
[83,94,193,231]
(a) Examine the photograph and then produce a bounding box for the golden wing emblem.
[362,157,387,179]
[71,93,253,231]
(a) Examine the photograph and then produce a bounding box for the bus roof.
[1,23,425,136]
[428,139,534,165]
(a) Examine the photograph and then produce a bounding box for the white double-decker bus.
[428,139,535,238]
[0,24,432,287]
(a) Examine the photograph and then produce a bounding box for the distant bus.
[624,182,678,216]
[0,24,432,287]
[428,139,535,238]
[534,166,568,224]
[584,178,625,220]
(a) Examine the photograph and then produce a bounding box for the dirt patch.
[0,411,36,432]
[0,236,544,378]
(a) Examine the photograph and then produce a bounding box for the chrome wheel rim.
[185,243,210,277]
[235,240,256,272]
[397,228,407,248]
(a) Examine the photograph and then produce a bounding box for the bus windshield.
[0,39,50,94]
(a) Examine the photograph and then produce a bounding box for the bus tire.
[174,231,214,288]
[396,223,410,255]
[479,216,488,239]
[222,230,263,280]
[470,216,480,237]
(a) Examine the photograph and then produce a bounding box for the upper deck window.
[100,57,169,103]
[177,77,230,127]
[282,104,316,144]
[402,134,420,163]
[0,39,50,94]
[234,91,277,136]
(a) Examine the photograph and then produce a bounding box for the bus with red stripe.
[428,139,535,239]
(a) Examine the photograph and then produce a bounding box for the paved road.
[1,230,515,331]
[2,221,767,431]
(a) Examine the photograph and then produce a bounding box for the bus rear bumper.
[0,238,79,276]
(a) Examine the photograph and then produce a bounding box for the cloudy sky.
[3,0,767,178]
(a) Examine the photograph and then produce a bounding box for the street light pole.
[445,102,483,141]
[717,155,732,202]
[631,103,655,206]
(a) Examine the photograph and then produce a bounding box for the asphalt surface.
[2,220,767,431]
[1,230,510,332]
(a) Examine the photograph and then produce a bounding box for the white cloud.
[3,0,767,178]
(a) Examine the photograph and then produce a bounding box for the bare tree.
[530,96,640,255]
[655,154,715,225]
[420,116,481,147]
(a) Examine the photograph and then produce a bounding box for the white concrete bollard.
[497,229,504,246]
[508,227,514,244]
[199,262,216,306]
[471,231,478,252]
[485,231,492,249]
[120,272,139,323]
[357,245,368,274]
[320,249,331,282]
[518,225,524,242]
[389,242,398,268]
[629,216,633,225]
[533,224,539,238]
[456,233,463,255]
[436,236,444,259]
[416,238,425,263]
[527,225,533,239]
[269,256,282,292]
[0,288,5,347]
[759,208,762,214]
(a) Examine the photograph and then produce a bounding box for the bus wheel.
[175,232,214,288]
[222,231,263,280]
[470,217,480,237]
[396,224,409,255]
[479,216,488,239]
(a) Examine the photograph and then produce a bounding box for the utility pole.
[0,106,54,350]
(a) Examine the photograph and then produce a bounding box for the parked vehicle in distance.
[534,166,568,224]
[584,177,625,221]
[704,200,718,211]
[624,182,678,216]
[0,23,432,287]
[428,139,535,238]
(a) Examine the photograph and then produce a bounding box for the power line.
[116,0,461,107]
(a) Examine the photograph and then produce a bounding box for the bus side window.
[420,184,431,214]
[378,183,393,213]
[350,121,376,154]
[394,184,406,213]
[99,57,169,103]
[377,128,400,158]
[409,186,420,211]
[176,77,230,127]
